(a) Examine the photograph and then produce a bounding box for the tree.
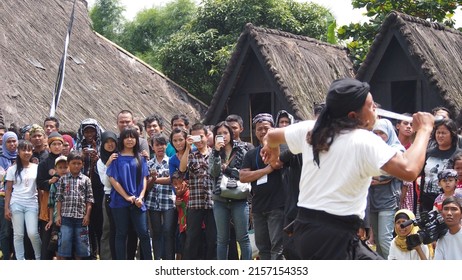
[118,0,197,58]
[158,0,334,103]
[89,0,125,42]
[337,0,462,69]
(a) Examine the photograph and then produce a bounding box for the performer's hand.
[260,142,280,165]
[412,112,434,133]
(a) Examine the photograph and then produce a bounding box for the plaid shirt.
[187,148,213,210]
[146,155,175,211]
[56,172,94,219]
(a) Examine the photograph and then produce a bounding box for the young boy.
[433,169,462,212]
[179,123,216,260]
[171,170,189,260]
[146,134,176,260]
[55,152,94,260]
[45,155,69,253]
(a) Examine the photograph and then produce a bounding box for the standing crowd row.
[0,109,300,260]
[2,87,462,260]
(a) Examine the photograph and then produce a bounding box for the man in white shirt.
[260,77,435,259]
[435,196,462,259]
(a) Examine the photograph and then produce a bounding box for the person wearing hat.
[433,169,462,212]
[29,124,49,164]
[388,209,431,260]
[36,130,64,259]
[260,77,435,259]
[74,118,104,259]
[240,113,285,260]
[45,155,69,254]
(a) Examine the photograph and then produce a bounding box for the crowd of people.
[1,77,462,260]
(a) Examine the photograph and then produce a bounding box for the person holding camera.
[388,209,431,260]
[209,121,252,260]
[434,196,462,260]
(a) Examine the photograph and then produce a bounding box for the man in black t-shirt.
[240,113,285,260]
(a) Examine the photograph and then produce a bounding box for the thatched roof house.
[0,0,206,134]
[356,11,462,118]
[203,23,354,142]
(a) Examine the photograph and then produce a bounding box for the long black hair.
[169,128,188,153]
[15,140,34,182]
[432,118,458,148]
[212,121,234,157]
[119,126,142,186]
[308,112,362,167]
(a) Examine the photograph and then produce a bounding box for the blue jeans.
[10,203,41,260]
[370,210,395,259]
[148,208,176,260]
[0,196,12,260]
[111,205,152,260]
[213,200,252,260]
[253,208,284,260]
[58,217,90,258]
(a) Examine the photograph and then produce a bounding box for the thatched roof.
[356,11,462,114]
[0,0,206,133]
[204,23,354,123]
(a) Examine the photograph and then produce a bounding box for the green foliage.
[89,0,337,104]
[89,0,125,42]
[157,0,334,103]
[158,29,225,103]
[338,0,462,70]
[118,0,197,54]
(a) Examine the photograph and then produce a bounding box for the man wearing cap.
[260,77,435,259]
[30,124,49,164]
[36,131,64,259]
[240,113,285,260]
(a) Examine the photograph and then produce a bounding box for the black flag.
[50,0,77,117]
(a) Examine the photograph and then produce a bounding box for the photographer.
[388,209,431,260]
[434,196,462,259]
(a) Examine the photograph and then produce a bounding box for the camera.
[190,135,201,142]
[401,210,448,250]
[216,135,224,143]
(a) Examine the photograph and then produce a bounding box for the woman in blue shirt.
[107,126,152,260]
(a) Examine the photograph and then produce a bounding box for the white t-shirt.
[97,159,112,194]
[284,120,397,218]
[435,228,462,260]
[5,163,38,207]
[388,239,430,260]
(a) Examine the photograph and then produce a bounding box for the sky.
[86,0,461,28]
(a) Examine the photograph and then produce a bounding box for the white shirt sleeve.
[284,120,315,155]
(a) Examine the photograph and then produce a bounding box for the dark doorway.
[391,80,416,114]
[249,92,273,145]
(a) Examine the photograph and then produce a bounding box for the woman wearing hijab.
[97,131,118,259]
[0,131,18,260]
[368,118,405,259]
[388,209,431,260]
[61,134,74,156]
